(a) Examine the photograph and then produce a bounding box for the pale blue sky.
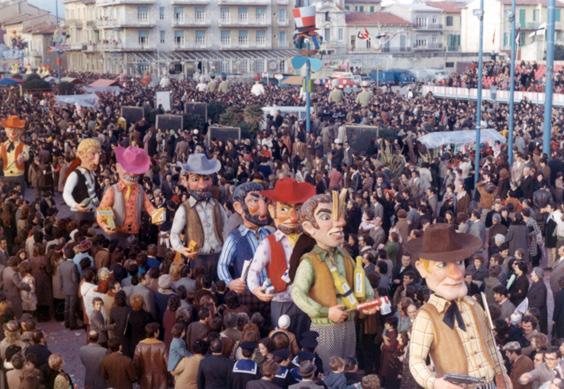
[28,0,66,18]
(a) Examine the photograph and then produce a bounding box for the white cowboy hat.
[182,153,221,175]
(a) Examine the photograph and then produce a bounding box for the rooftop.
[23,23,57,34]
[427,1,465,12]
[500,0,564,5]
[346,11,411,25]
[346,0,381,4]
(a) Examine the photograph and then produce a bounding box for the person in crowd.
[79,330,107,389]
[197,338,233,389]
[503,341,534,389]
[519,347,564,387]
[133,322,168,389]
[100,337,137,389]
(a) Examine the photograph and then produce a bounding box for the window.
[256,7,265,22]
[279,59,285,72]
[370,6,375,12]
[159,6,164,20]
[160,30,165,44]
[256,30,266,45]
[324,28,330,42]
[338,27,343,41]
[239,7,248,22]
[355,5,363,12]
[415,16,426,27]
[503,32,508,47]
[447,34,460,51]
[325,11,330,22]
[174,30,184,46]
[351,35,356,50]
[519,8,526,26]
[196,30,206,45]
[431,16,438,24]
[138,31,149,46]
[366,38,371,49]
[220,7,230,22]
[195,7,205,21]
[278,31,286,46]
[174,7,183,21]
[445,62,454,68]
[533,9,539,22]
[416,38,427,47]
[446,15,453,26]
[221,30,231,45]
[278,8,287,24]
[138,6,149,21]
[239,30,248,45]
[557,9,561,22]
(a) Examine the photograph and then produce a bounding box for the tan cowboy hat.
[404,223,482,262]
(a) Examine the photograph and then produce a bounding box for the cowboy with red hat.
[0,115,30,188]
[246,177,316,335]
[96,146,164,239]
[406,224,511,389]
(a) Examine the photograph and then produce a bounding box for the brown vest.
[306,249,354,308]
[419,297,497,377]
[183,199,224,249]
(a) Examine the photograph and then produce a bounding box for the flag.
[357,28,370,41]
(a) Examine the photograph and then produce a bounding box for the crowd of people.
[0,66,561,389]
[435,60,564,94]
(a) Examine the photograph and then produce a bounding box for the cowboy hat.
[182,153,221,175]
[404,223,481,262]
[260,178,315,205]
[0,115,26,130]
[115,146,151,175]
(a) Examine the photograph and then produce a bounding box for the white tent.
[418,129,506,149]
[55,94,99,108]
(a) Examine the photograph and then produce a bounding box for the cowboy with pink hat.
[96,146,164,238]
[0,115,30,188]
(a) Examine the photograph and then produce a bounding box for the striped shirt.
[217,224,274,284]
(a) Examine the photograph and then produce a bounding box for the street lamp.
[473,1,484,192]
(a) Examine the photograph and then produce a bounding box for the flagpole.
[508,0,517,166]
[474,0,485,192]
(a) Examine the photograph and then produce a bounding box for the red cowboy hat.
[0,115,26,130]
[115,146,151,175]
[404,223,482,262]
[260,178,316,205]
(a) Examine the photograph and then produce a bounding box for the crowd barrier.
[422,85,564,107]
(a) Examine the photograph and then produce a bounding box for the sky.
[27,0,65,17]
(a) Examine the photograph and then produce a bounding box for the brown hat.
[404,223,482,262]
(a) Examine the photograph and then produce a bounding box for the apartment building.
[344,0,381,13]
[461,0,564,60]
[386,2,443,51]
[346,11,411,53]
[64,0,295,75]
[428,1,464,52]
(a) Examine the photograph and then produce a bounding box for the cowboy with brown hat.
[0,115,30,188]
[406,223,511,389]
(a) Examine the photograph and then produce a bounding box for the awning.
[89,78,119,88]
[128,49,298,63]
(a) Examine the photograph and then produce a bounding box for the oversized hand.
[252,287,274,302]
[228,278,246,294]
[328,304,348,323]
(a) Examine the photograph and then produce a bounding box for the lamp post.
[543,0,556,158]
[473,0,484,191]
[507,1,517,166]
[55,0,61,83]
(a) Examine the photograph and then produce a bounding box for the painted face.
[269,202,301,234]
[237,191,269,228]
[5,127,22,143]
[186,173,212,201]
[116,163,138,184]
[83,148,101,171]
[416,259,467,301]
[302,201,346,250]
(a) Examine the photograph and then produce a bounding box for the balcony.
[171,0,209,3]
[520,22,540,30]
[277,0,289,4]
[414,23,442,30]
[99,42,155,51]
[85,44,98,52]
[277,19,289,26]
[218,0,269,4]
[413,42,443,50]
[174,42,209,49]
[218,17,270,26]
[221,42,249,49]
[97,0,155,6]
[67,19,83,27]
[97,18,156,28]
[173,17,211,27]
[68,43,86,50]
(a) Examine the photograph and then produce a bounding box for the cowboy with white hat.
[169,153,226,279]
[355,80,373,108]
[0,115,30,188]
[96,146,164,240]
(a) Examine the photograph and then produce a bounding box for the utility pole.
[473,0,484,191]
[543,0,555,158]
[508,0,516,166]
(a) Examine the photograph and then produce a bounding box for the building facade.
[427,1,463,52]
[64,0,295,76]
[386,2,443,51]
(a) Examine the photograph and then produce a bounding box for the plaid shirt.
[409,294,505,389]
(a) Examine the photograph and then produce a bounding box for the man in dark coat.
[80,330,108,389]
[2,256,30,319]
[231,342,259,389]
[527,267,548,333]
[197,338,233,389]
[101,338,137,389]
[552,277,564,340]
[59,247,80,329]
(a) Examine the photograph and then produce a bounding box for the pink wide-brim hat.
[115,146,151,175]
